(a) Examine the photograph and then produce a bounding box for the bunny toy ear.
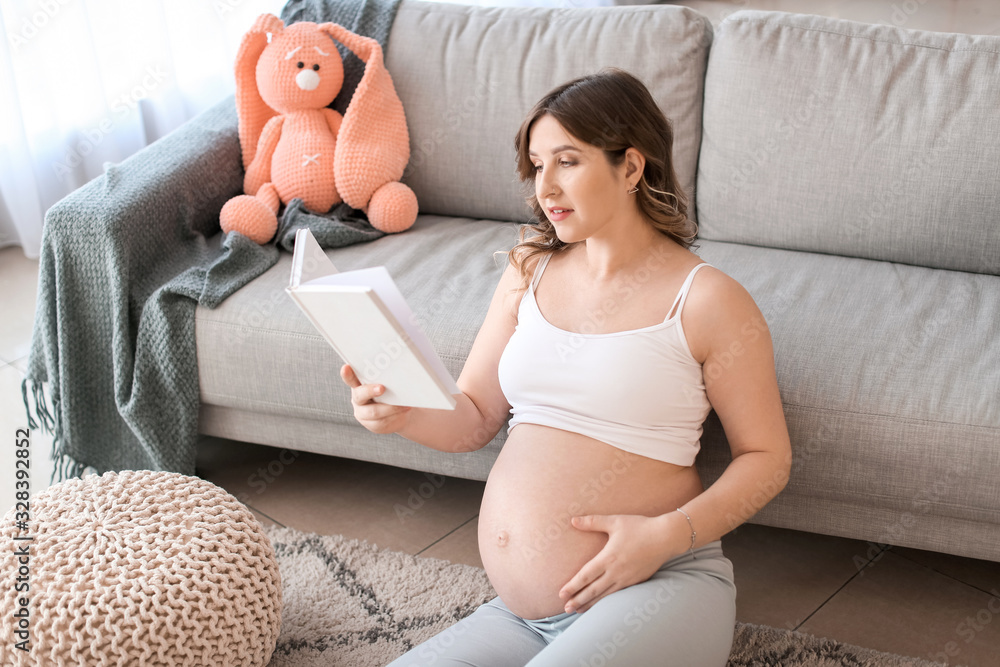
[235,14,284,170]
[319,23,410,209]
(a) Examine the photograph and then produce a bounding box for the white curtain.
[0,0,287,259]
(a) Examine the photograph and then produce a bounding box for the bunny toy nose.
[296,69,320,91]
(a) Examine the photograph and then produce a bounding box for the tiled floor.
[3,2,1000,665]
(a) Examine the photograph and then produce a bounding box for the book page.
[290,285,456,410]
[303,268,460,394]
[289,228,337,287]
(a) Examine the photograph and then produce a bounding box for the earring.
[627,185,638,195]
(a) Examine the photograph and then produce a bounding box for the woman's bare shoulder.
[682,263,769,364]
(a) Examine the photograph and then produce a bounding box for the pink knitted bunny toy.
[220,14,418,244]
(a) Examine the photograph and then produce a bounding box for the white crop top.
[497,252,714,467]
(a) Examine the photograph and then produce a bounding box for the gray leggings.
[386,540,736,667]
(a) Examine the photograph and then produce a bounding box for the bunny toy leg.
[219,184,280,244]
[366,181,418,234]
[221,114,284,244]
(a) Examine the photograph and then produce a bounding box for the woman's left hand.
[558,513,683,614]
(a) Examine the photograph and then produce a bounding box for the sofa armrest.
[42,96,244,287]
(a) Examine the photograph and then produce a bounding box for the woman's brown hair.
[503,67,699,291]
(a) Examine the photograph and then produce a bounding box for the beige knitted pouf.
[0,470,282,666]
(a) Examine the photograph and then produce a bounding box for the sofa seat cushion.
[697,10,1000,275]
[195,215,516,424]
[694,240,1000,537]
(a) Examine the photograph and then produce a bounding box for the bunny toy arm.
[245,115,285,197]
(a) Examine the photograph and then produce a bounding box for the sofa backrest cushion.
[697,10,1000,276]
[385,0,713,225]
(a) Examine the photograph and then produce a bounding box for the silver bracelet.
[675,507,697,558]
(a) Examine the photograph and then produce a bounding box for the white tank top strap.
[530,252,554,292]
[666,262,712,322]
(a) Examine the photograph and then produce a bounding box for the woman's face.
[528,114,632,244]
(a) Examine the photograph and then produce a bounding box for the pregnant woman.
[341,68,792,666]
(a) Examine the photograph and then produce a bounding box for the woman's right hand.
[340,364,413,434]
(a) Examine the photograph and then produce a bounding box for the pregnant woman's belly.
[478,423,704,620]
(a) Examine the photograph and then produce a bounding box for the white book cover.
[286,228,459,410]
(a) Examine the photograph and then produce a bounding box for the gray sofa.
[191,2,1000,562]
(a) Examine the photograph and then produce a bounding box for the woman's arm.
[662,268,792,547]
[559,269,792,613]
[341,258,524,453]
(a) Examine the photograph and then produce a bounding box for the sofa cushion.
[196,214,516,425]
[692,239,1000,557]
[697,10,1000,276]
[385,0,713,224]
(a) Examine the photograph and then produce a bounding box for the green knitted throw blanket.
[22,0,403,483]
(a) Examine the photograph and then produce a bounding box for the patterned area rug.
[262,524,947,667]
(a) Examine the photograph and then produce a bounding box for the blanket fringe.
[22,377,86,484]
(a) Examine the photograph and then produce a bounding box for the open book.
[286,228,459,410]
